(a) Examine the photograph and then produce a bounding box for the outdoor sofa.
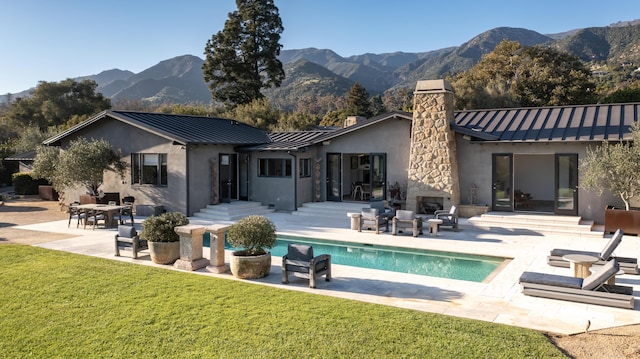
[546,229,639,275]
[520,259,635,309]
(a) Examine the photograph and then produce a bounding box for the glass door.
[492,153,513,211]
[370,153,386,201]
[555,154,578,215]
[326,153,341,201]
[219,153,237,203]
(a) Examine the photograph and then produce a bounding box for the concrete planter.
[230,251,272,279]
[458,205,489,218]
[149,241,180,264]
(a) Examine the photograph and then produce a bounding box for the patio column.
[205,224,231,273]
[173,225,209,271]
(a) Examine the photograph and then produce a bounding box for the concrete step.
[191,201,274,221]
[466,212,602,238]
[292,202,367,220]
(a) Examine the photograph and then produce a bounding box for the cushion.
[599,229,623,260]
[519,272,583,289]
[287,244,313,261]
[550,248,599,258]
[395,210,415,221]
[361,208,378,219]
[117,225,137,238]
[582,260,619,290]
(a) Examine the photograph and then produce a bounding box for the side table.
[427,218,443,236]
[562,254,599,278]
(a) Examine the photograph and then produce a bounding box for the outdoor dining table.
[73,203,126,229]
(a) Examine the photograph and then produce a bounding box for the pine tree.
[203,0,285,108]
[345,83,372,117]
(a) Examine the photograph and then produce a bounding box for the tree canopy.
[32,138,126,196]
[579,122,640,210]
[345,82,372,117]
[202,0,285,108]
[3,79,111,130]
[452,40,597,110]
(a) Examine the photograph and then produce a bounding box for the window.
[132,153,167,186]
[299,158,311,178]
[258,158,291,177]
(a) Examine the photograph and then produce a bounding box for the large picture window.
[132,153,167,186]
[258,158,291,177]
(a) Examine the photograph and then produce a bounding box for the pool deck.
[21,212,640,336]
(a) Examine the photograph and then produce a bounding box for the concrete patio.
[19,211,640,336]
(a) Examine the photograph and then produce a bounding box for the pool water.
[205,234,505,282]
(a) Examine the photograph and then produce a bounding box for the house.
[40,79,640,224]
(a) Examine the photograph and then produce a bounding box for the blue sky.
[1,0,639,94]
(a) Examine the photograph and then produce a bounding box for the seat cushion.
[599,229,623,260]
[519,272,583,289]
[395,210,415,221]
[118,225,137,238]
[582,260,619,290]
[287,244,313,261]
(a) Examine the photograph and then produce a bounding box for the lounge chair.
[434,205,459,231]
[392,210,423,237]
[282,244,331,288]
[519,259,635,309]
[115,225,148,259]
[546,229,638,274]
[357,208,389,234]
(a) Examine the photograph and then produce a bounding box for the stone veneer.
[405,79,460,212]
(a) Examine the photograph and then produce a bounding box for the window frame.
[299,158,311,178]
[131,153,168,186]
[258,158,292,178]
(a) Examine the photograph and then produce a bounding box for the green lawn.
[0,245,565,358]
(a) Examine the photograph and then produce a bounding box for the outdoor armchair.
[357,208,389,234]
[115,225,148,259]
[434,205,459,231]
[282,244,331,288]
[392,210,423,237]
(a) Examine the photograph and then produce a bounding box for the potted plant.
[140,212,189,264]
[227,215,277,279]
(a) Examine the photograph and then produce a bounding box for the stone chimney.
[405,79,460,213]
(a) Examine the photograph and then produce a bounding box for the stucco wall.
[455,134,615,223]
[249,151,297,211]
[57,117,187,214]
[187,144,237,215]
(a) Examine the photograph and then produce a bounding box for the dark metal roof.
[4,150,37,161]
[454,103,640,142]
[44,110,271,146]
[242,131,331,151]
[312,110,413,144]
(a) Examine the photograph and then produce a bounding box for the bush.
[11,172,48,195]
[140,212,189,243]
[228,215,277,255]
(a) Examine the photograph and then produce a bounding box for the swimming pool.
[208,234,505,283]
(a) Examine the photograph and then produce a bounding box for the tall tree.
[203,0,285,108]
[345,83,372,117]
[4,79,111,130]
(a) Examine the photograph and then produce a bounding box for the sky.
[1,0,639,95]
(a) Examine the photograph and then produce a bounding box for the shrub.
[228,215,277,255]
[140,212,189,242]
[11,172,48,195]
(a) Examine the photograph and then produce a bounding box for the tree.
[452,40,597,110]
[601,87,640,103]
[202,0,285,108]
[33,138,126,195]
[10,126,56,154]
[344,83,372,117]
[221,98,281,130]
[579,122,640,210]
[4,79,111,130]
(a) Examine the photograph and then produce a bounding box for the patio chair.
[434,205,459,231]
[546,229,638,274]
[392,210,423,237]
[519,259,634,309]
[370,201,395,220]
[120,196,135,225]
[282,244,331,288]
[357,208,389,234]
[84,208,105,230]
[67,201,86,228]
[115,225,148,259]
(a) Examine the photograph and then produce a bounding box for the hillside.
[2,20,639,110]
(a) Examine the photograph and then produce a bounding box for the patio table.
[74,203,126,228]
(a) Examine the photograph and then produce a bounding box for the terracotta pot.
[229,251,272,279]
[149,241,180,264]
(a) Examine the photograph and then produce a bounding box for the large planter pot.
[149,241,180,264]
[604,206,640,236]
[230,251,272,279]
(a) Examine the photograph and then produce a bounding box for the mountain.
[2,20,640,110]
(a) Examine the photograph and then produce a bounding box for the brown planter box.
[79,192,120,205]
[604,206,640,236]
[38,185,59,201]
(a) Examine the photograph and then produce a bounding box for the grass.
[0,245,566,358]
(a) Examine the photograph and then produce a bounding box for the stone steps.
[191,201,274,222]
[465,212,603,238]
